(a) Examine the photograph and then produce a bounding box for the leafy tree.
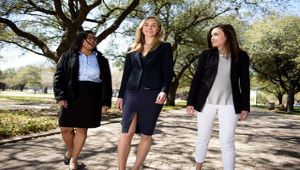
[1,68,17,89]
[0,69,5,90]
[244,15,300,112]
[252,74,286,105]
[13,66,41,91]
[40,66,55,93]
[1,65,54,92]
[0,0,140,62]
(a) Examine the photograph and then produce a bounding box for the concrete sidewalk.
[0,108,299,170]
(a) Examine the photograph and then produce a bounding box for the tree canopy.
[244,15,300,111]
[0,0,140,62]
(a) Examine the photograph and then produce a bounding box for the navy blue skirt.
[59,81,102,128]
[122,89,163,135]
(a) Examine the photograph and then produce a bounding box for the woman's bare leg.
[60,127,75,158]
[69,128,88,169]
[196,162,203,170]
[131,134,152,170]
[118,114,138,170]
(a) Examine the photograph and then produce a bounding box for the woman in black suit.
[186,24,250,170]
[53,30,112,170]
[116,16,173,170]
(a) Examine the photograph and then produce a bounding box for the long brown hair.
[207,24,240,60]
[129,16,165,55]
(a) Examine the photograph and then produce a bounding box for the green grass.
[251,105,267,109]
[162,105,185,111]
[0,95,54,104]
[0,110,58,139]
[251,105,300,115]
[162,100,186,111]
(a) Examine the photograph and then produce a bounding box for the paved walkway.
[0,108,299,170]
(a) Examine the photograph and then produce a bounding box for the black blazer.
[53,50,112,107]
[118,42,173,98]
[187,48,250,114]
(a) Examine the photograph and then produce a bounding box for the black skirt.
[121,89,163,135]
[59,81,102,128]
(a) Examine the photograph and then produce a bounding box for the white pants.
[195,103,238,170]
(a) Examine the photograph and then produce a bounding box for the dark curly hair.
[70,30,96,53]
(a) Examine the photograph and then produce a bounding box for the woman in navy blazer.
[117,16,173,170]
[186,24,250,170]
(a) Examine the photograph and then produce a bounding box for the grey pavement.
[0,108,300,170]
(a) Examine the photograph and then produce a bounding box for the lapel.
[142,51,155,65]
[70,53,79,85]
[70,53,77,69]
[96,52,103,80]
[133,52,142,68]
[206,49,219,70]
[230,54,237,80]
[142,43,162,65]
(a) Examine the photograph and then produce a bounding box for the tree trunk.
[43,87,48,94]
[286,86,294,113]
[276,93,283,105]
[20,85,25,91]
[166,80,179,106]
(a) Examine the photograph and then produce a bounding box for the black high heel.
[64,155,71,165]
[69,163,86,170]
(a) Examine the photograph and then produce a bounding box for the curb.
[0,128,61,145]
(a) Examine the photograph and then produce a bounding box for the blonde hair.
[129,16,165,55]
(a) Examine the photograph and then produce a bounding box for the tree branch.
[53,0,72,26]
[89,0,102,9]
[27,0,56,15]
[68,0,79,20]
[0,17,56,61]
[0,39,44,56]
[96,0,140,43]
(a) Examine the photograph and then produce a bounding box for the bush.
[0,110,57,139]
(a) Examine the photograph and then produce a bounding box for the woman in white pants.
[186,24,250,170]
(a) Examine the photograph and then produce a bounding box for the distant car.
[294,103,300,107]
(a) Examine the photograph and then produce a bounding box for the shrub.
[0,110,57,139]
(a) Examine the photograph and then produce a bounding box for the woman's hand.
[58,100,68,108]
[155,92,167,104]
[186,105,196,116]
[116,98,123,111]
[239,110,249,121]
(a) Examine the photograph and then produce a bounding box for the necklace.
[219,53,231,59]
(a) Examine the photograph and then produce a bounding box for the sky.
[0,48,53,70]
[0,0,300,71]
[0,37,116,71]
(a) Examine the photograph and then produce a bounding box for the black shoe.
[78,163,86,170]
[69,163,86,170]
[64,155,71,165]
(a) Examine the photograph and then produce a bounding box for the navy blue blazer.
[187,48,250,114]
[118,42,173,98]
